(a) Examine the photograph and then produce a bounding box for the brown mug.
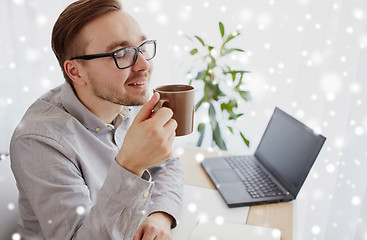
[153,84,195,136]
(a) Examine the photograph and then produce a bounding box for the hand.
[133,212,173,240]
[115,93,177,176]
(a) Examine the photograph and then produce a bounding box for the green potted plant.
[185,22,251,150]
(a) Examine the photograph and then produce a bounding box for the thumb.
[133,92,160,123]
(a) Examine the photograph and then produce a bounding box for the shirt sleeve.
[147,153,184,229]
[10,134,154,240]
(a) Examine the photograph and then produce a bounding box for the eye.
[140,44,147,52]
[139,41,155,59]
[116,48,135,59]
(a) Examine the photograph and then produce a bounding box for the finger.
[134,92,160,123]
[150,107,174,127]
[166,124,176,149]
[149,110,156,119]
[141,231,156,240]
[133,225,144,240]
[167,132,175,146]
[164,118,177,134]
[155,231,172,240]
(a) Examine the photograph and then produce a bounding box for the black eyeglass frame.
[70,40,156,69]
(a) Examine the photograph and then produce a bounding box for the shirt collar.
[60,83,131,132]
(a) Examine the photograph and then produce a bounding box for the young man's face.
[77,10,153,106]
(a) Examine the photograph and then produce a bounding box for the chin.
[124,92,149,106]
[136,96,150,106]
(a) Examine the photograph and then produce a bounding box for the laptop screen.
[254,108,326,194]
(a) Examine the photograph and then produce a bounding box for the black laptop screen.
[255,108,325,191]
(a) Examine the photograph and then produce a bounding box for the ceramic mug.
[153,84,195,136]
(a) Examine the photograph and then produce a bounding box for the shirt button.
[143,190,149,198]
[95,127,100,132]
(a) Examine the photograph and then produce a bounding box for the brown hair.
[51,0,122,84]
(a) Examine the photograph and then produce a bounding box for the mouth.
[127,80,146,86]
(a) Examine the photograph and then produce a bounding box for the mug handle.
[153,99,169,113]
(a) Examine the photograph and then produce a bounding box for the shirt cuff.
[147,197,182,229]
[100,160,155,209]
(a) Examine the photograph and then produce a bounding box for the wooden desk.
[177,146,293,240]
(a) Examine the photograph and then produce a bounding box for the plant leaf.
[206,81,225,101]
[227,126,234,133]
[238,90,251,101]
[224,31,240,44]
[195,97,205,112]
[198,122,206,132]
[184,34,194,43]
[190,48,198,55]
[209,103,227,150]
[208,59,217,69]
[229,113,244,120]
[208,103,217,127]
[221,48,244,56]
[232,48,245,52]
[194,35,205,46]
[197,123,206,147]
[219,22,225,38]
[195,70,206,80]
[221,99,245,120]
[212,121,227,150]
[231,72,236,81]
[220,99,237,113]
[240,132,250,147]
[235,70,250,74]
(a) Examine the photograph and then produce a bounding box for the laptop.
[201,107,326,208]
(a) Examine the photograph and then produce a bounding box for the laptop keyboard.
[225,156,286,199]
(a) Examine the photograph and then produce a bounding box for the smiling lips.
[128,80,146,86]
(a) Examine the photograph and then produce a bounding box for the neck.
[73,86,123,124]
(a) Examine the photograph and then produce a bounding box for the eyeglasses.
[70,40,156,69]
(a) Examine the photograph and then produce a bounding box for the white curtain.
[0,0,366,239]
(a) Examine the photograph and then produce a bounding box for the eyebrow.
[105,35,147,52]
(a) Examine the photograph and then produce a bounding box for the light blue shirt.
[10,83,184,240]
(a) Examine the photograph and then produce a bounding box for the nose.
[131,52,150,72]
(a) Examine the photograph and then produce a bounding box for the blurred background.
[0,0,366,239]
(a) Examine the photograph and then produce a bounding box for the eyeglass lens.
[115,41,155,69]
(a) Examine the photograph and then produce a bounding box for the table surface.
[177,146,293,240]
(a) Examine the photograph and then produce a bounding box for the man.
[10,0,184,239]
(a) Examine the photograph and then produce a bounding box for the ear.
[64,60,87,86]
